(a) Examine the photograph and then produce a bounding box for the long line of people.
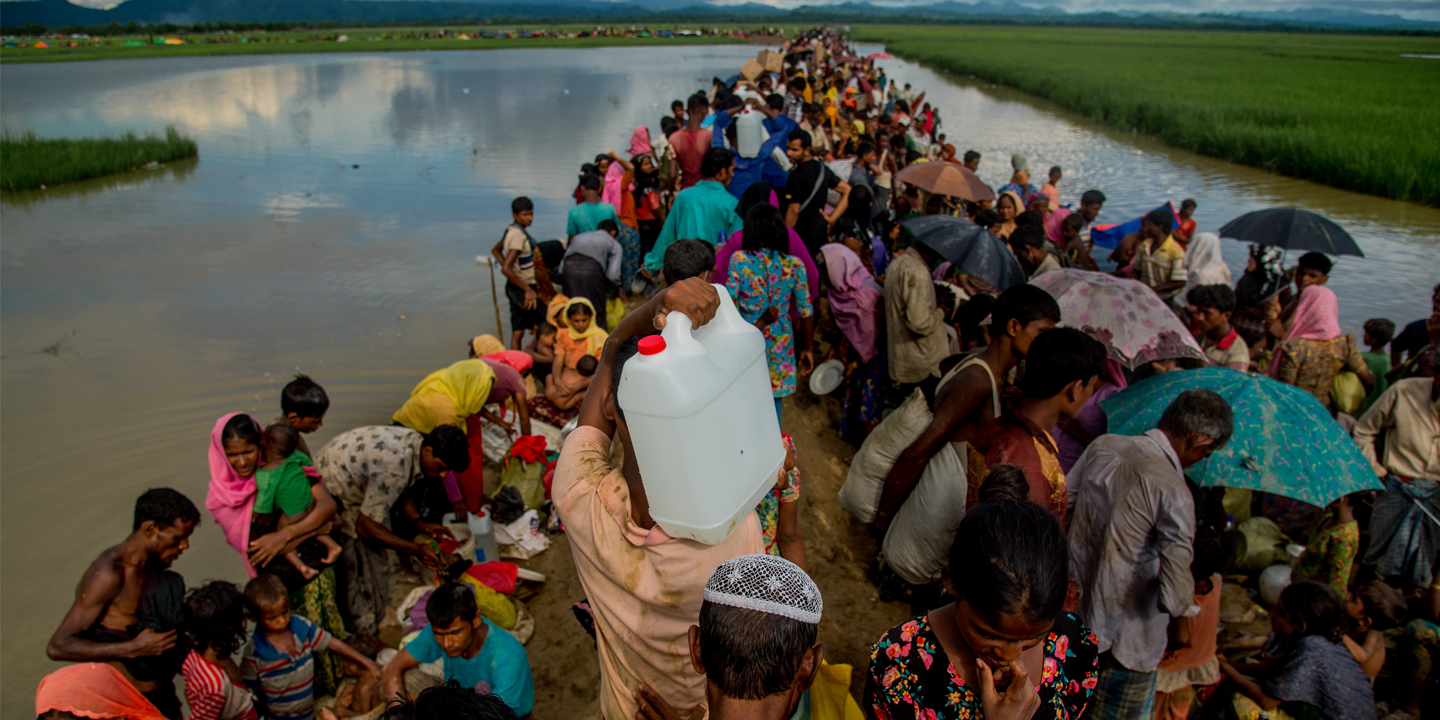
[36,27,1440,720]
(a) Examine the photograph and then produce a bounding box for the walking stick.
[478,255,504,339]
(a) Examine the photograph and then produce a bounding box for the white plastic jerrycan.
[617,284,784,544]
[735,107,767,159]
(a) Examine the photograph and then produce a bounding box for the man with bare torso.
[47,488,200,719]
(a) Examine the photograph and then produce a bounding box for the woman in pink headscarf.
[602,127,654,291]
[818,240,886,444]
[205,413,350,694]
[1268,285,1373,412]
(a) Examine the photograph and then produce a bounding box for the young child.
[279,374,329,457]
[1360,318,1395,414]
[1218,581,1375,720]
[545,354,597,411]
[1176,198,1198,242]
[1041,165,1061,209]
[180,581,258,720]
[755,435,807,571]
[1189,284,1250,371]
[634,555,826,720]
[1291,491,1361,596]
[1154,530,1224,720]
[242,575,381,720]
[523,322,558,386]
[255,423,340,580]
[1342,579,1405,682]
[317,636,385,720]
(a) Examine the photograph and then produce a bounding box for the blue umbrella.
[1100,367,1381,508]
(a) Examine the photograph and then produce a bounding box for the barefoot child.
[317,637,385,720]
[255,424,341,580]
[242,575,381,720]
[545,354,597,411]
[522,322,558,385]
[1342,579,1405,682]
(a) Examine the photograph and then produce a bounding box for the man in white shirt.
[1067,388,1233,720]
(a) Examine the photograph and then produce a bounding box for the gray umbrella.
[901,215,1027,291]
[1218,208,1364,257]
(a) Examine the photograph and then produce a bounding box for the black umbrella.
[901,215,1027,291]
[1218,208,1364,257]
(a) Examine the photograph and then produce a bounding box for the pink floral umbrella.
[1029,269,1206,370]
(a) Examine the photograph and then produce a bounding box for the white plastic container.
[617,284,783,544]
[735,108,767,158]
[443,510,500,564]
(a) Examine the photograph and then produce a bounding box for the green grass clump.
[1,126,198,191]
[854,26,1440,207]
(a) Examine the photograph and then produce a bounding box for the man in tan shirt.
[553,278,763,720]
[1356,368,1440,587]
[883,243,948,397]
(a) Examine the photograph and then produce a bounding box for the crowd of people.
[35,28,1440,720]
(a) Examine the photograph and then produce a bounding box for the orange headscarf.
[36,663,168,720]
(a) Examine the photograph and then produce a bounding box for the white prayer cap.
[702,554,822,625]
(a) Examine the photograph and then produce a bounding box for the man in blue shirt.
[642,147,742,277]
[379,583,535,717]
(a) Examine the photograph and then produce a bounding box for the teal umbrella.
[1100,367,1381,508]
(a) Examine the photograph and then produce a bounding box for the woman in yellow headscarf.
[553,296,608,372]
[391,358,496,434]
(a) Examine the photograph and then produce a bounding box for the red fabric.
[1216,327,1239,351]
[456,414,488,513]
[36,663,168,720]
[670,127,713,189]
[465,561,520,594]
[508,435,549,465]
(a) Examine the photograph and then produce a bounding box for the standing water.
[2,44,1436,713]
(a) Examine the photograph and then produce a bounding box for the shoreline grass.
[855,25,1440,207]
[1,126,198,191]
[0,29,754,64]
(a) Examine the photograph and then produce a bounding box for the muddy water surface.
[2,44,1437,714]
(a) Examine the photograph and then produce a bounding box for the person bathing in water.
[255,423,341,580]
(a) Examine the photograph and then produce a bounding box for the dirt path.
[522,388,913,717]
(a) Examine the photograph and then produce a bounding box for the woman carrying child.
[205,413,350,697]
[552,296,608,374]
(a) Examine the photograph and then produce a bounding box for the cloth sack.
[1331,371,1365,416]
[837,387,933,523]
[881,442,966,585]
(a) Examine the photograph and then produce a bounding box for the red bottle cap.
[638,335,666,356]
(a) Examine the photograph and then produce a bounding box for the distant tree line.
[5,14,1437,38]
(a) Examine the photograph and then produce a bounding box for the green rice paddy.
[854,26,1440,207]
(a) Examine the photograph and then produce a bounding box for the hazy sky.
[43,0,1440,22]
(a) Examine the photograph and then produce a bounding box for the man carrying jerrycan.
[553,277,766,720]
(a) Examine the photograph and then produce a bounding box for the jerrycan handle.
[660,311,706,357]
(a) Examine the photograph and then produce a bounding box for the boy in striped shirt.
[241,575,380,720]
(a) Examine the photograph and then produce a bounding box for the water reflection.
[1,45,1436,716]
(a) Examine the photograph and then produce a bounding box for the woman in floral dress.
[726,204,815,428]
[865,476,1100,720]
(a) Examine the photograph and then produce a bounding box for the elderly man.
[316,424,471,635]
[1067,388,1234,720]
[1357,362,1440,589]
[48,489,200,719]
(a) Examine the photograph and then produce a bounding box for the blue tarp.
[1090,202,1180,249]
